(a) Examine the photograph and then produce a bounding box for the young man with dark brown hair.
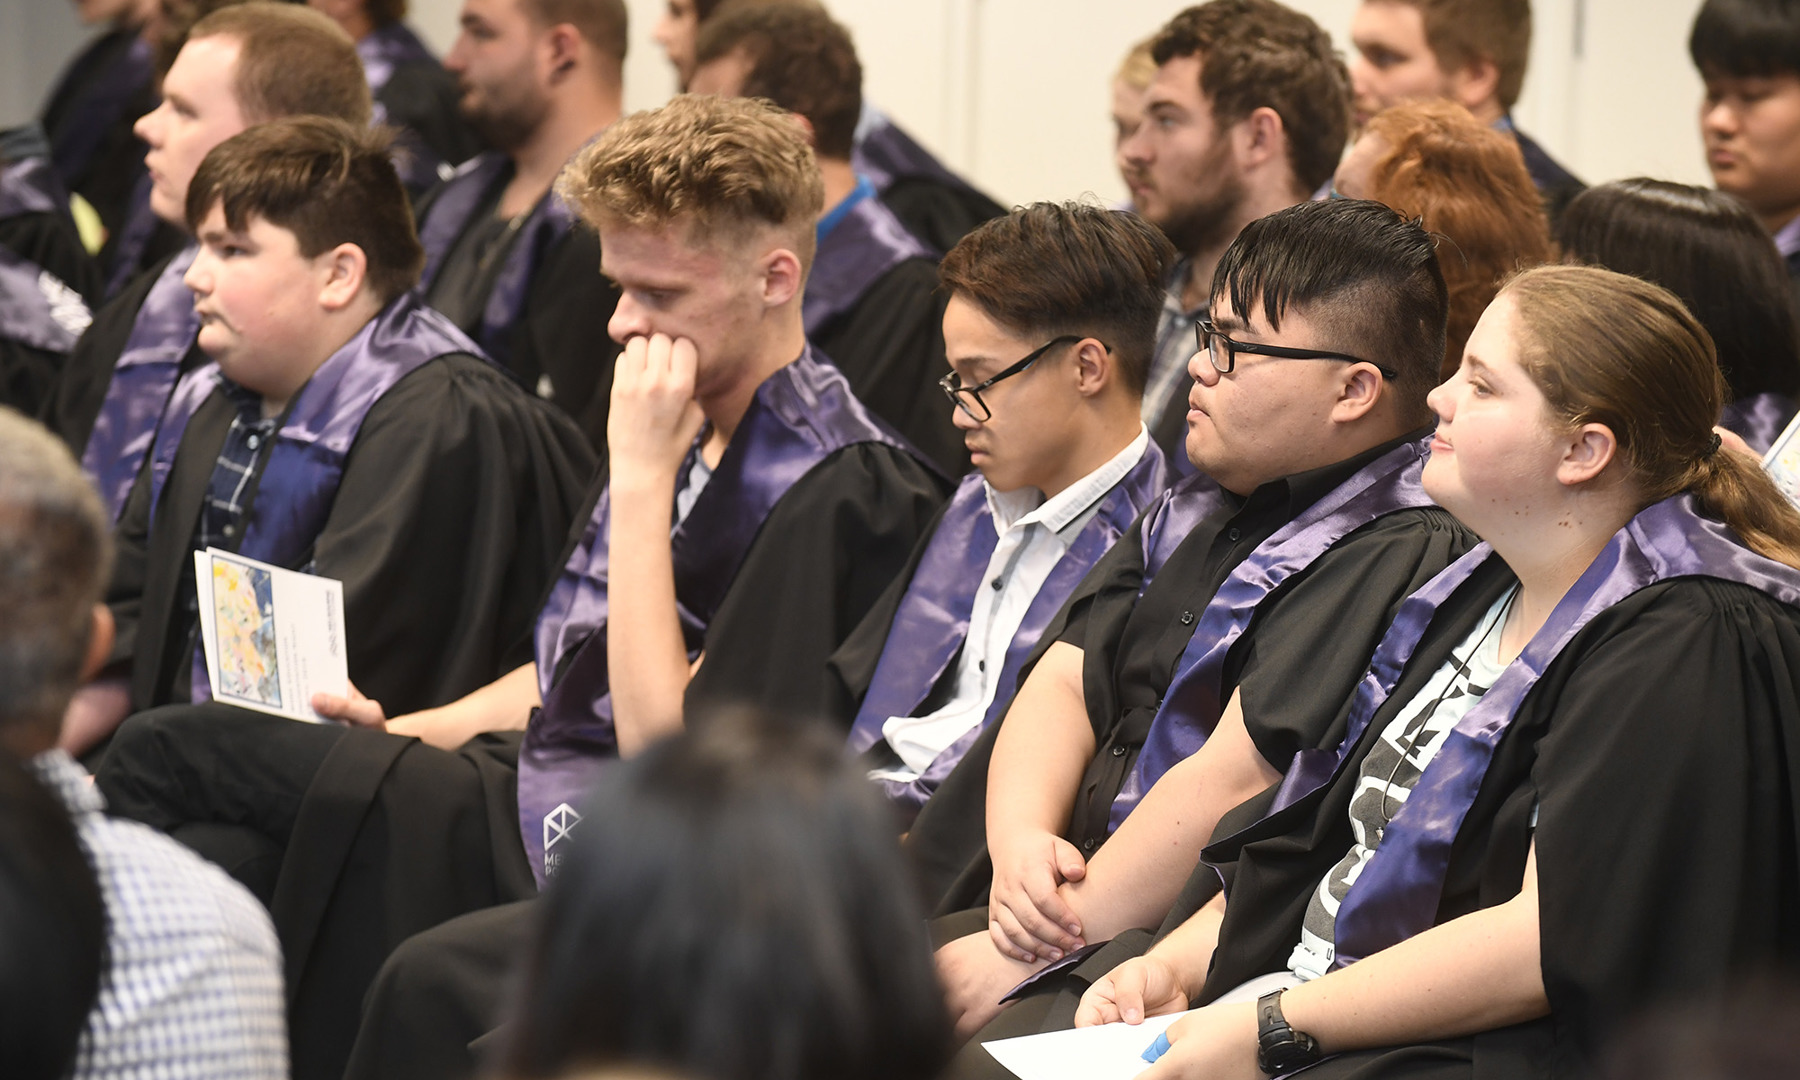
[689,2,963,473]
[308,0,484,198]
[410,0,627,448]
[1117,0,1352,467]
[830,201,1171,823]
[43,1,373,529]
[1349,0,1583,219]
[99,94,947,1080]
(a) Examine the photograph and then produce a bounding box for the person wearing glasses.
[827,201,1171,826]
[929,199,1481,1068]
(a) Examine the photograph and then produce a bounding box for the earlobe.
[761,248,803,308]
[1558,423,1619,486]
[1074,340,1110,397]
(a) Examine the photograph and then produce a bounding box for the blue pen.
[1141,1030,1172,1064]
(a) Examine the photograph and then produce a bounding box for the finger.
[1112,964,1149,1025]
[989,908,1045,963]
[1020,876,1084,946]
[1053,836,1089,883]
[310,692,344,716]
[613,336,649,396]
[1074,979,1121,1028]
[670,336,699,389]
[644,332,675,378]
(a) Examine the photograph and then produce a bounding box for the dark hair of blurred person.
[499,708,952,1080]
[1559,177,1800,451]
[0,751,107,1080]
[1333,99,1553,379]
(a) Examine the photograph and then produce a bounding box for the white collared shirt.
[873,426,1151,781]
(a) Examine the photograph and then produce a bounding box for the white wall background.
[9,0,1713,204]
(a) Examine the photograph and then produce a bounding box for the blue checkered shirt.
[198,380,279,554]
[30,751,288,1080]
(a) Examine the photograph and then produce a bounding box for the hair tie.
[1707,431,1723,458]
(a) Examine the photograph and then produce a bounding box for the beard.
[1145,132,1248,257]
[458,75,551,153]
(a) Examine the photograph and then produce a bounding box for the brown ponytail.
[1503,264,1800,570]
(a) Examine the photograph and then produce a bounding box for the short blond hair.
[1115,36,1158,91]
[557,94,823,269]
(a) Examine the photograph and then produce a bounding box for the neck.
[696,311,807,462]
[261,294,385,418]
[1037,405,1142,499]
[818,157,860,215]
[1469,99,1506,126]
[341,10,377,41]
[1486,494,1639,660]
[1178,180,1308,311]
[500,79,622,219]
[1762,203,1800,238]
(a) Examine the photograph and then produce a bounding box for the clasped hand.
[608,333,708,485]
[988,829,1089,962]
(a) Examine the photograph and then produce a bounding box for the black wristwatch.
[1256,989,1322,1075]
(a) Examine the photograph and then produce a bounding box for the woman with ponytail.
[1069,264,1800,1080]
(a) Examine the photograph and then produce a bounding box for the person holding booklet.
[81,115,595,755]
[925,200,1481,1058]
[828,200,1172,822]
[1067,264,1800,1079]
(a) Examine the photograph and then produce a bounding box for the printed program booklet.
[1765,412,1800,507]
[193,548,347,722]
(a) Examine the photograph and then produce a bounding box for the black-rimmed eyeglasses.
[1195,317,1398,380]
[940,335,1108,422]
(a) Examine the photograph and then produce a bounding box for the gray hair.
[0,409,112,737]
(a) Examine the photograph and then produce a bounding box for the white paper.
[981,1011,1192,1080]
[194,547,347,722]
[1764,411,1800,507]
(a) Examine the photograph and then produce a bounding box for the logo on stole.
[543,802,582,878]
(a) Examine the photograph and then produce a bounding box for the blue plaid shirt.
[197,380,279,554]
[30,751,287,1080]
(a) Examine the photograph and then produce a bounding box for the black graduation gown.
[40,249,203,455]
[1512,127,1585,227]
[108,438,945,1080]
[811,258,966,477]
[377,55,483,201]
[39,26,156,242]
[1191,567,1800,1079]
[907,438,1478,917]
[413,176,623,452]
[0,201,101,414]
[105,352,597,716]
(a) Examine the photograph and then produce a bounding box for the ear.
[788,112,819,150]
[1330,363,1386,424]
[1233,105,1288,175]
[317,243,370,312]
[758,245,804,309]
[1448,56,1502,114]
[544,23,583,81]
[1555,422,1619,487]
[1071,338,1113,399]
[81,604,115,683]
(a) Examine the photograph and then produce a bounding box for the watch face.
[1263,1040,1320,1071]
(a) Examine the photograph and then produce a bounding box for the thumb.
[1054,836,1088,882]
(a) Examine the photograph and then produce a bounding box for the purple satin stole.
[1263,495,1800,969]
[852,108,973,202]
[82,245,199,520]
[47,32,153,189]
[1721,392,1797,455]
[1108,438,1436,831]
[803,190,932,333]
[0,156,63,220]
[146,294,480,702]
[1137,470,1229,595]
[0,245,90,353]
[517,349,921,886]
[845,441,1168,814]
[415,152,575,372]
[358,23,450,192]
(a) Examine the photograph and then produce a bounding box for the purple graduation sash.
[1108,437,1436,831]
[145,292,479,572]
[0,156,63,220]
[517,349,921,885]
[0,246,91,353]
[46,31,153,190]
[415,152,576,373]
[356,22,436,98]
[82,245,199,520]
[803,183,932,333]
[1263,495,1800,969]
[1137,470,1229,593]
[102,176,161,300]
[845,440,1167,813]
[1721,392,1797,455]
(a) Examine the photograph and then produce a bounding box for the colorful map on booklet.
[193,548,347,722]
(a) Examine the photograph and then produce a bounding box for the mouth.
[1429,433,1452,454]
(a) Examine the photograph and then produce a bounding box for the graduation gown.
[806,181,964,475]
[105,296,596,716]
[0,140,99,414]
[1192,501,1800,1078]
[415,153,621,449]
[907,433,1478,917]
[39,24,156,243]
[357,22,483,199]
[853,106,1005,254]
[1506,122,1585,227]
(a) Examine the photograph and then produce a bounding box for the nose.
[444,32,470,73]
[1425,379,1452,423]
[134,100,165,146]
[607,292,652,345]
[1120,122,1153,165]
[183,249,212,296]
[1701,97,1735,137]
[1188,346,1220,388]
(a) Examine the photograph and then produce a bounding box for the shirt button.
[1082,837,1099,853]
[1180,610,1195,625]
[1111,744,1127,757]
[990,576,1004,591]
[223,525,236,537]
[977,660,986,672]
[1227,527,1242,542]
[246,434,261,450]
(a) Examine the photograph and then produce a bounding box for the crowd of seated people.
[6,1,1800,1079]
